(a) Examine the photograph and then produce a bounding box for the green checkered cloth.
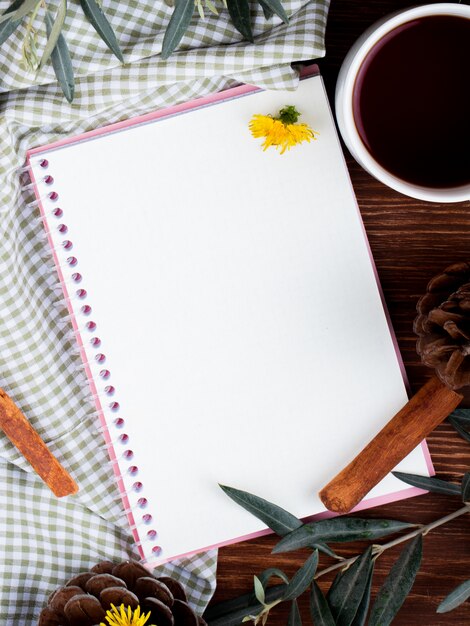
[0,0,329,621]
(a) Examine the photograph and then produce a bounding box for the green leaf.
[258,0,273,20]
[0,0,24,17]
[310,581,336,626]
[449,412,470,444]
[0,0,40,24]
[437,579,470,613]
[0,0,24,45]
[220,485,302,537]
[369,535,423,626]
[350,563,374,626]
[161,0,195,59]
[39,0,67,70]
[79,0,123,62]
[204,585,285,622]
[327,547,373,626]
[314,542,344,561]
[287,600,302,626]
[226,0,253,42]
[0,14,20,43]
[204,592,254,621]
[205,0,218,15]
[256,567,289,590]
[283,550,319,601]
[450,420,470,444]
[461,472,470,502]
[256,0,288,23]
[449,408,470,424]
[273,518,415,553]
[254,576,265,605]
[393,471,461,496]
[45,10,74,103]
[209,605,265,626]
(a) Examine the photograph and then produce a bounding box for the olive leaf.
[45,10,74,102]
[461,472,470,502]
[258,0,273,20]
[256,0,288,23]
[393,471,461,496]
[215,567,289,624]
[225,0,253,42]
[283,550,319,601]
[0,0,24,46]
[287,600,302,626]
[245,574,288,626]
[219,485,302,537]
[449,409,470,444]
[254,576,265,605]
[0,0,40,24]
[449,408,470,424]
[437,579,470,613]
[310,581,335,626]
[203,594,279,624]
[204,594,253,622]
[315,542,344,561]
[209,605,269,626]
[273,518,415,553]
[39,0,67,70]
[161,0,195,59]
[204,585,285,626]
[327,547,373,626]
[450,420,470,444]
[211,555,317,626]
[80,0,123,62]
[255,567,289,589]
[368,535,423,626]
[0,14,21,44]
[350,563,374,626]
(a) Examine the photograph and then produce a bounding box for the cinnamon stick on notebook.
[0,388,78,497]
[320,262,470,514]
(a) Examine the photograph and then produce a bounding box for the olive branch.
[203,409,470,625]
[0,0,289,102]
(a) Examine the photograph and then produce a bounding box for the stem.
[315,504,470,580]
[21,0,42,70]
[27,0,42,31]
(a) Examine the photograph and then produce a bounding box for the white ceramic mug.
[335,3,470,203]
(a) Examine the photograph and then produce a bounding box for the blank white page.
[29,71,431,566]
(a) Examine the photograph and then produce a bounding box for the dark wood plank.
[209,0,470,623]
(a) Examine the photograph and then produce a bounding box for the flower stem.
[314,503,470,580]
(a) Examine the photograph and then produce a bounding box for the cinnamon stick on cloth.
[0,388,78,497]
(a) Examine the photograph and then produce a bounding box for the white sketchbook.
[27,66,432,568]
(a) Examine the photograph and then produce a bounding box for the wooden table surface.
[208,1,470,624]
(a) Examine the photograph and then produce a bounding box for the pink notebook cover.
[26,65,433,568]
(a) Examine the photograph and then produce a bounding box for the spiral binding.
[24,156,160,560]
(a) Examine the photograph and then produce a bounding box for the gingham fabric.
[0,0,329,621]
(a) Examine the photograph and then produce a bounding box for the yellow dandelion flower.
[100,603,154,626]
[249,105,318,154]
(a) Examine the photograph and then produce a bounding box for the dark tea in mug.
[352,15,470,189]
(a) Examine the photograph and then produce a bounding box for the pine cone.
[38,560,208,626]
[414,261,470,390]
